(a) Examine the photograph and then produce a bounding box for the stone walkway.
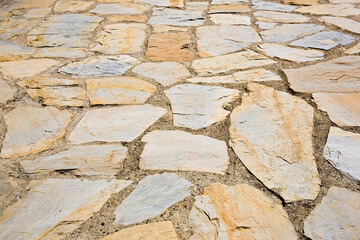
[0,0,359,239]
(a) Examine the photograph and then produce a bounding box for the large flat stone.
[149,8,205,26]
[140,0,184,8]
[68,105,167,144]
[209,14,251,25]
[230,83,320,202]
[0,40,35,61]
[304,187,360,240]
[165,84,239,129]
[252,0,297,11]
[254,11,309,23]
[114,173,195,225]
[0,80,16,104]
[319,16,360,34]
[0,178,131,240]
[90,2,150,15]
[140,130,229,174]
[189,183,297,240]
[260,24,324,42]
[0,18,37,40]
[54,0,95,12]
[296,4,360,16]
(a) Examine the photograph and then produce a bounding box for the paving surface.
[0,0,359,239]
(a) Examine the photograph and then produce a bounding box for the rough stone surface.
[114,173,195,226]
[54,0,94,12]
[90,3,150,15]
[260,24,324,42]
[296,4,360,17]
[252,0,297,11]
[257,21,277,29]
[23,8,52,18]
[208,4,250,13]
[0,18,37,40]
[149,8,205,26]
[140,130,229,174]
[34,47,87,58]
[254,11,310,23]
[345,43,360,54]
[319,16,360,34]
[0,40,35,61]
[283,0,318,5]
[209,14,251,25]
[0,171,17,203]
[0,59,59,79]
[12,0,56,9]
[0,80,16,104]
[186,2,208,11]
[230,83,320,202]
[140,0,184,8]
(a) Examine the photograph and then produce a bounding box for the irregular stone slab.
[0,18,37,40]
[0,59,59,80]
[27,14,103,48]
[0,106,73,158]
[59,55,139,77]
[0,80,16,104]
[34,47,87,58]
[21,144,127,176]
[0,178,132,240]
[24,8,52,18]
[107,14,148,23]
[186,2,208,11]
[252,0,297,11]
[192,50,276,76]
[254,11,310,23]
[101,222,178,240]
[149,8,205,26]
[209,4,250,13]
[12,0,56,9]
[54,0,95,12]
[211,0,248,4]
[189,183,298,240]
[132,62,190,86]
[90,23,146,54]
[290,31,354,50]
[304,187,360,240]
[146,32,191,61]
[258,43,324,63]
[196,26,261,57]
[230,83,320,202]
[69,105,167,144]
[90,2,150,15]
[152,25,187,33]
[345,43,360,54]
[296,4,360,16]
[140,0,184,8]
[284,56,360,93]
[187,69,281,83]
[17,77,80,89]
[114,173,195,226]
[330,0,360,3]
[209,14,251,25]
[86,77,156,105]
[140,130,229,174]
[283,0,318,5]
[319,16,360,34]
[165,84,239,129]
[313,93,360,127]
[260,24,324,42]
[257,21,277,29]
[0,171,17,203]
[0,40,35,61]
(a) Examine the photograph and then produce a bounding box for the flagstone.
[54,0,95,12]
[186,2,208,10]
[152,25,187,33]
[211,0,248,4]
[282,0,318,5]
[34,47,87,58]
[252,0,297,11]
[290,31,354,50]
[0,18,37,40]
[254,11,310,23]
[140,130,229,174]
[68,105,167,144]
[296,4,360,16]
[107,14,147,23]
[196,26,261,57]
[0,40,35,62]
[0,80,16,104]
[258,43,324,62]
[86,77,157,105]
[192,50,276,76]
[330,0,360,3]
[149,8,205,26]
[0,106,73,158]
[140,0,184,8]
[260,24,324,42]
[304,187,360,240]
[58,55,140,77]
[209,4,250,13]
[230,83,320,202]
[114,173,195,226]
[345,43,360,54]
[189,183,298,240]
[209,14,251,25]
[257,21,277,29]
[165,84,239,129]
[132,62,190,86]
[0,171,17,203]
[24,8,51,18]
[0,178,132,240]
[90,2,150,15]
[11,0,56,9]
[319,16,360,34]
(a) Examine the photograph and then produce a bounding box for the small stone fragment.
[209,4,250,13]
[254,11,310,23]
[140,0,184,8]
[24,8,51,18]
[252,0,297,11]
[345,43,360,54]
[209,14,251,25]
[114,173,195,226]
[149,8,205,26]
[0,40,35,61]
[140,130,229,174]
[90,2,150,15]
[0,59,59,79]
[34,47,87,58]
[54,0,95,12]
[296,4,360,16]
[0,80,16,104]
[319,16,360,34]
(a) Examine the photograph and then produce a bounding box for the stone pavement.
[0,0,359,239]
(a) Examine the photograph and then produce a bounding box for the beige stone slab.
[24,8,51,18]
[27,87,86,107]
[282,0,318,5]
[16,76,80,88]
[319,16,360,34]
[186,2,208,10]
[140,0,184,8]
[260,24,324,42]
[0,106,73,159]
[0,171,17,203]
[90,2,150,15]
[86,77,156,105]
[0,178,132,240]
[34,47,88,58]
[330,0,360,3]
[107,14,147,23]
[212,0,248,4]
[296,4,360,16]
[254,11,310,23]
[345,43,360,54]
[189,183,298,240]
[0,18,37,40]
[0,80,16,104]
[209,4,250,13]
[12,0,56,9]
[209,14,251,25]
[149,8,205,26]
[230,83,320,202]
[54,0,95,12]
[152,25,187,33]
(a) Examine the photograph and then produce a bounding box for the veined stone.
[16,76,81,89]
[58,55,140,77]
[282,0,318,5]
[304,187,360,240]
[0,106,73,159]
[284,56,360,93]
[68,105,167,144]
[54,0,95,12]
[187,69,281,83]
[0,80,16,104]
[0,40,35,61]
[192,50,276,76]
[258,43,324,63]
[149,8,205,26]
[254,11,310,23]
[0,59,59,80]
[86,77,157,105]
[257,21,277,29]
[21,144,127,176]
[290,31,354,50]
[323,127,360,182]
[186,2,208,11]
[90,23,146,54]
[319,16,360,34]
[11,0,56,9]
[0,171,17,203]
[90,3,150,15]
[230,83,320,202]
[27,14,103,48]
[165,84,239,129]
[189,183,298,240]
[101,222,179,240]
[345,43,360,54]
[24,8,51,18]
[132,62,190,87]
[34,47,87,58]
[114,173,195,226]
[209,5,250,13]
[252,0,297,11]
[196,26,261,57]
[140,130,229,174]
[140,0,184,8]
[0,178,132,240]
[0,18,37,40]
[313,93,360,127]
[211,0,248,4]
[107,15,148,23]
[152,25,187,33]
[209,14,251,25]
[260,24,324,42]
[296,4,360,16]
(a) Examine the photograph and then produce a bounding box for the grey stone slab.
[260,24,324,42]
[149,8,205,26]
[252,0,297,12]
